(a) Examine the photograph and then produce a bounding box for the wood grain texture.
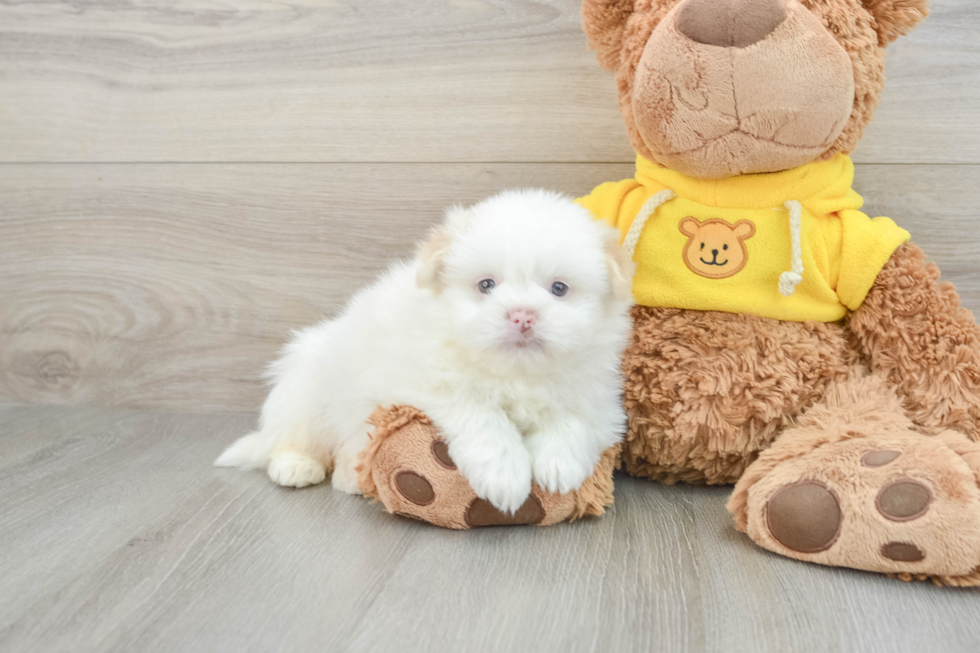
[2,163,978,413]
[0,0,977,164]
[2,3,979,650]
[0,404,978,653]
[0,162,626,412]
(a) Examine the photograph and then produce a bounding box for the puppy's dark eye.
[478,279,495,294]
[550,281,568,297]
[723,244,728,250]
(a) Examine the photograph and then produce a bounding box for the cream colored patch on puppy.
[215,190,634,514]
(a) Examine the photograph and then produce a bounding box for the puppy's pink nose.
[507,309,537,334]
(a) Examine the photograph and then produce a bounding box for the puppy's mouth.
[503,333,546,351]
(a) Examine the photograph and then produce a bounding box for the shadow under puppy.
[216,190,633,515]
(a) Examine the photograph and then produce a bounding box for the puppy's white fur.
[216,189,634,514]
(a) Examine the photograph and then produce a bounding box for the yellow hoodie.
[577,154,909,322]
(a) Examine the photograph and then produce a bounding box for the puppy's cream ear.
[416,226,453,290]
[417,205,469,290]
[605,233,635,303]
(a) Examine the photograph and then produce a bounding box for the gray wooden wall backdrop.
[2,0,978,413]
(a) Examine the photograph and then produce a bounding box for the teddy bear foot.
[730,423,980,585]
[355,405,619,530]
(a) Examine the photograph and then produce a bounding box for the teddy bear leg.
[849,242,980,439]
[355,406,618,530]
[728,373,980,585]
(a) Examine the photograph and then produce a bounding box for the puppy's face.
[417,190,633,367]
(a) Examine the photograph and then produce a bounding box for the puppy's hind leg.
[217,426,332,489]
[268,450,328,488]
[221,321,344,489]
[217,391,333,489]
[264,420,334,488]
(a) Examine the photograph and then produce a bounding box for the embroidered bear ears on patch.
[679,217,756,279]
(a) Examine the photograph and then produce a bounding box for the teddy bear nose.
[676,0,788,48]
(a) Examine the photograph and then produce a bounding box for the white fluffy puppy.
[216,189,634,513]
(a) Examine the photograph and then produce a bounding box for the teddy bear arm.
[848,242,980,439]
[357,405,618,529]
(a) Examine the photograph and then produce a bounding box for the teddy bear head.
[582,0,928,179]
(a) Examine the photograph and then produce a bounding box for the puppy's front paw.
[267,452,326,488]
[453,440,532,515]
[531,446,595,495]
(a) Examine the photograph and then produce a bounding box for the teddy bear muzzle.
[631,0,856,179]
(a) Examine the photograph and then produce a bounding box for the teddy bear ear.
[582,0,638,71]
[862,0,929,46]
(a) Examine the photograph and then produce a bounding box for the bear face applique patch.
[678,217,756,279]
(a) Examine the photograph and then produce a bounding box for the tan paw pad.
[465,496,545,527]
[745,433,980,577]
[394,471,435,506]
[861,450,900,467]
[431,439,456,470]
[875,479,931,522]
[881,541,925,562]
[766,481,842,553]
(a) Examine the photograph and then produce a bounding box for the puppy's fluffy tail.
[214,432,274,469]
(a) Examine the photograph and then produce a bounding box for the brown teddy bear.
[577,0,980,585]
[356,0,980,585]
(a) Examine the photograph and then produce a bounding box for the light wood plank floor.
[1,403,979,653]
[2,1,980,650]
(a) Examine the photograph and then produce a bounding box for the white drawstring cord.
[622,189,676,260]
[778,200,803,296]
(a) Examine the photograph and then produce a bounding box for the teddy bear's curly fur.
[583,0,980,583]
[619,242,980,488]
